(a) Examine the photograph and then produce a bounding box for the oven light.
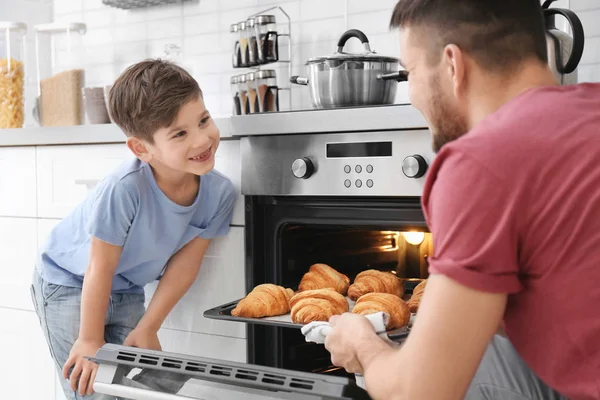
[402,231,425,246]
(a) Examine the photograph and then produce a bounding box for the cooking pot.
[290,29,407,109]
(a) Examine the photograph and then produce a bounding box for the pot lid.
[306,28,398,64]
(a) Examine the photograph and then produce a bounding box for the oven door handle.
[94,382,183,400]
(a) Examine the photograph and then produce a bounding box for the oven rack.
[90,344,372,400]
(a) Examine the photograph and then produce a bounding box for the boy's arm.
[133,237,211,335]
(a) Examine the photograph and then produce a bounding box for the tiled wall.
[51,0,600,118]
[52,0,405,117]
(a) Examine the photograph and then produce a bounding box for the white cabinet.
[215,140,244,226]
[0,309,56,399]
[36,144,132,218]
[145,226,246,339]
[158,327,246,363]
[0,147,37,217]
[0,217,38,311]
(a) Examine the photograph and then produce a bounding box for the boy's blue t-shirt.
[36,157,236,294]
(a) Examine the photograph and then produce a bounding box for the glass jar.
[34,22,86,127]
[238,73,248,115]
[255,70,279,113]
[245,72,259,114]
[255,15,278,64]
[246,18,259,67]
[231,23,241,68]
[0,22,27,129]
[231,75,241,116]
[238,21,249,68]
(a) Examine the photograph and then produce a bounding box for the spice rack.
[231,5,293,114]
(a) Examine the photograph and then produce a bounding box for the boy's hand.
[123,327,162,351]
[63,337,105,396]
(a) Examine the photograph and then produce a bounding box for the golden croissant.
[352,293,411,330]
[407,279,427,313]
[298,263,350,295]
[347,269,404,301]
[289,289,349,324]
[231,284,295,318]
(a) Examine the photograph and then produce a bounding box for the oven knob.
[292,157,314,179]
[402,155,428,178]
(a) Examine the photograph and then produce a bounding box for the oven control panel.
[241,130,435,196]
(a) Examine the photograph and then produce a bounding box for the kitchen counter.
[0,118,233,147]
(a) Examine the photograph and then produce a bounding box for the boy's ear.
[126,137,153,163]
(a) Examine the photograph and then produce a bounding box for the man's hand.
[62,337,105,396]
[123,327,162,351]
[324,313,391,374]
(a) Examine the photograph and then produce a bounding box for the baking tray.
[204,297,412,343]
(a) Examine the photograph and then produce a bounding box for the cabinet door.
[0,147,37,218]
[0,217,38,311]
[0,309,56,399]
[214,140,244,226]
[36,144,131,219]
[145,227,245,338]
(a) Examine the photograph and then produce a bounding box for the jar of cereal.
[0,22,27,129]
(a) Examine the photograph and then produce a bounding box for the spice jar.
[231,23,241,68]
[245,72,259,114]
[238,73,248,115]
[231,75,241,116]
[35,22,86,127]
[246,18,259,67]
[238,21,249,68]
[255,70,279,113]
[0,22,27,129]
[255,15,278,64]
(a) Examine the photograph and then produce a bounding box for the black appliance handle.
[544,8,585,74]
[378,70,409,82]
[337,29,372,53]
[542,0,558,9]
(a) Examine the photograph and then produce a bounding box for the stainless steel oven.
[92,105,434,399]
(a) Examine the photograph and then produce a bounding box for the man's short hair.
[390,0,548,71]
[108,59,202,143]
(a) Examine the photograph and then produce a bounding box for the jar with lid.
[34,22,86,127]
[231,23,241,68]
[255,15,278,64]
[245,72,259,114]
[238,21,249,68]
[246,18,259,67]
[255,70,279,113]
[238,74,248,115]
[231,75,242,115]
[0,22,27,128]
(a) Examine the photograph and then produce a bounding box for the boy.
[30,59,236,399]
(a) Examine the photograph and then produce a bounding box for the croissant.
[347,270,404,301]
[407,279,427,313]
[298,263,350,295]
[231,284,295,318]
[289,289,349,324]
[352,293,411,330]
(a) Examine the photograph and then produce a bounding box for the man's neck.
[468,63,559,130]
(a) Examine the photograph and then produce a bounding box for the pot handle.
[337,29,372,53]
[378,70,409,82]
[290,76,309,85]
[542,0,558,9]
[544,8,585,74]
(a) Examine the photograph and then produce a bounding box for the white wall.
[570,0,600,82]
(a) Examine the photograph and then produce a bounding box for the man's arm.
[135,237,211,333]
[357,274,507,400]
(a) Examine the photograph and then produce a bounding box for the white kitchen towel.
[300,312,395,344]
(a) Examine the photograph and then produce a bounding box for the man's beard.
[429,81,469,153]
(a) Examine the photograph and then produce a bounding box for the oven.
[239,115,435,377]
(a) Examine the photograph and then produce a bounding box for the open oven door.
[90,344,371,400]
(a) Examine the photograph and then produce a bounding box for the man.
[324,1,600,399]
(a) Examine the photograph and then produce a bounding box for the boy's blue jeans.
[31,271,145,400]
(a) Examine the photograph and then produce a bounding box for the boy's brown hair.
[108,59,202,143]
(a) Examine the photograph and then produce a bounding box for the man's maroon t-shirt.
[422,83,600,400]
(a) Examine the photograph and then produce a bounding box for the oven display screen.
[326,142,392,158]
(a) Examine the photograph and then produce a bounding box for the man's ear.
[442,44,466,100]
[126,137,152,163]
